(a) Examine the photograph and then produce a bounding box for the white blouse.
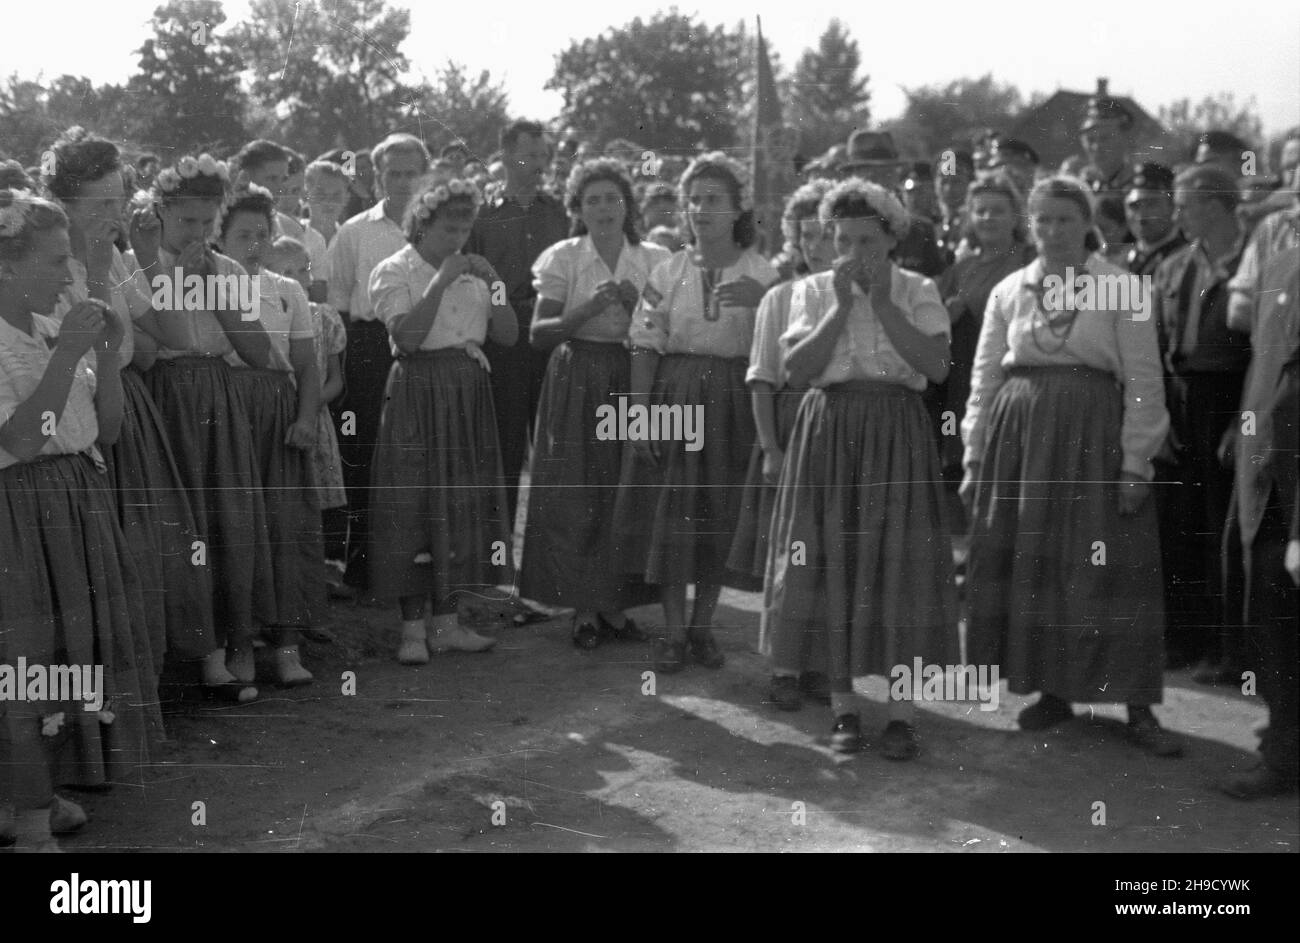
[747,279,798,387]
[226,268,314,374]
[961,257,1170,481]
[532,236,672,343]
[55,249,154,363]
[0,313,101,471]
[149,248,253,359]
[782,266,950,392]
[629,249,778,358]
[368,244,492,353]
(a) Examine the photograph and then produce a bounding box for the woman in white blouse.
[961,176,1181,756]
[366,178,517,664]
[520,159,668,649]
[612,152,777,674]
[0,189,161,849]
[44,127,218,697]
[764,180,958,758]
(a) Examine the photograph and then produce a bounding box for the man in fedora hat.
[840,129,946,277]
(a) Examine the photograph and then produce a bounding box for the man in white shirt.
[325,132,430,592]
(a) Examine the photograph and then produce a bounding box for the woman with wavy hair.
[613,152,778,673]
[521,158,670,648]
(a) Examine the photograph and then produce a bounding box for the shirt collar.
[369,201,402,227]
[1191,229,1246,279]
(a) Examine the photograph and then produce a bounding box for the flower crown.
[0,187,37,238]
[413,179,483,222]
[818,178,910,236]
[154,153,231,196]
[682,151,755,212]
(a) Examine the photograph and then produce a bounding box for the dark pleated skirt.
[230,367,324,629]
[762,382,958,679]
[612,354,755,587]
[519,340,657,611]
[0,454,163,788]
[104,367,215,663]
[727,385,809,580]
[965,366,1165,704]
[145,356,271,644]
[368,349,512,603]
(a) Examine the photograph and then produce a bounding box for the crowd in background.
[1,83,1297,851]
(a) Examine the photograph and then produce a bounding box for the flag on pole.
[752,17,788,257]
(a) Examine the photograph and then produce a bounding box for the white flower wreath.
[155,153,231,196]
[683,151,755,212]
[413,178,483,222]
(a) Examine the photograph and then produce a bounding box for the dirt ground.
[19,580,1296,854]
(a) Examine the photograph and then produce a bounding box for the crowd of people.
[0,86,1297,851]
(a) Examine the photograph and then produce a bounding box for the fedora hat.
[842,130,902,170]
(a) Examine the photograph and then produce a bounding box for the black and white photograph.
[1,0,1297,878]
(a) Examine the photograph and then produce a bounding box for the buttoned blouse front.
[368,244,491,353]
[629,249,778,358]
[0,313,100,470]
[781,265,950,392]
[532,236,672,343]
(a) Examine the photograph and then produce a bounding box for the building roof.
[1008,78,1182,173]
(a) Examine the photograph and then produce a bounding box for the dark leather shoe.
[830,714,865,754]
[1018,696,1074,731]
[687,629,725,669]
[880,721,920,760]
[798,671,831,705]
[769,675,802,711]
[652,638,687,674]
[599,613,649,642]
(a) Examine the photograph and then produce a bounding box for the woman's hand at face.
[129,207,162,262]
[58,300,110,358]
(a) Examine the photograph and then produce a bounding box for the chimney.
[1096,77,1109,97]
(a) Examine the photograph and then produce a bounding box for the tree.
[1158,92,1265,162]
[789,19,871,157]
[546,10,748,155]
[0,74,141,165]
[417,62,511,163]
[127,0,250,157]
[232,0,428,158]
[887,74,1028,161]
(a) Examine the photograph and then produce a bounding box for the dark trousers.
[485,312,549,531]
[1159,370,1246,663]
[332,317,393,591]
[1240,493,1299,777]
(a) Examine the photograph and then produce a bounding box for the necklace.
[1026,278,1079,355]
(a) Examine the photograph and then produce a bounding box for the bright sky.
[8,0,1299,136]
